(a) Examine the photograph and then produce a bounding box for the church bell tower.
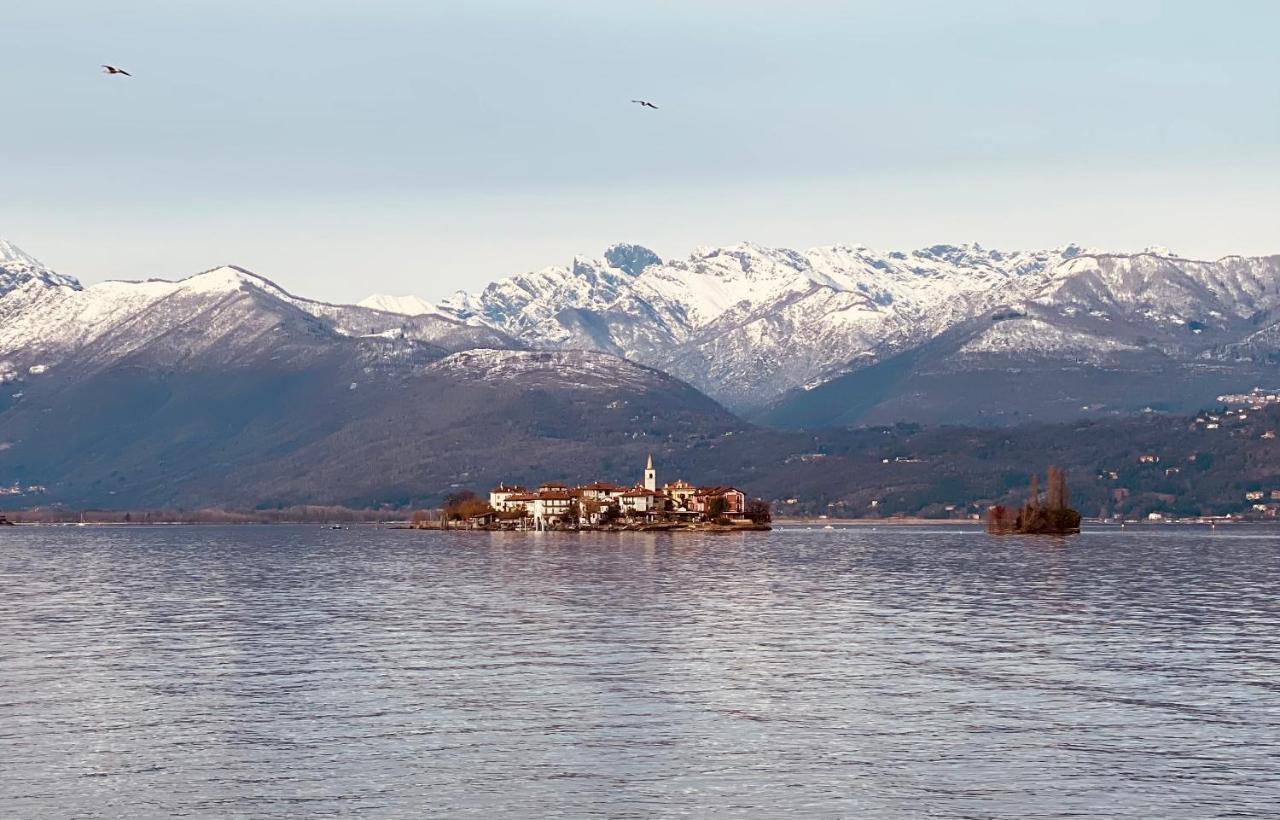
[644,454,657,492]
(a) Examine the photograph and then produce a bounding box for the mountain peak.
[357,293,440,316]
[0,238,43,267]
[177,265,289,297]
[0,238,83,294]
[603,243,662,276]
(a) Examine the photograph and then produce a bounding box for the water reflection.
[1,525,1277,817]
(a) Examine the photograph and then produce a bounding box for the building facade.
[485,455,752,529]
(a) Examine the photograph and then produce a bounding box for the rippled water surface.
[2,524,1278,818]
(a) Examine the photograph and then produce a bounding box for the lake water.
[1,524,1277,818]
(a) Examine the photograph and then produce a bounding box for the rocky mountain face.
[766,251,1280,427]
[0,239,80,296]
[405,242,1085,410]
[362,243,1280,423]
[0,257,517,384]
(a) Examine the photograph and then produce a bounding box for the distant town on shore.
[417,456,772,531]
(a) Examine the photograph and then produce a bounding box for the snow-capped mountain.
[362,241,1073,407]
[0,245,516,379]
[6,236,1280,428]
[937,250,1280,372]
[364,241,1280,412]
[764,249,1280,427]
[5,234,1280,507]
[0,238,81,295]
[0,240,738,508]
[356,293,439,317]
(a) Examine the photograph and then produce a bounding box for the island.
[416,455,771,532]
[986,466,1082,535]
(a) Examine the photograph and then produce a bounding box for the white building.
[579,482,625,503]
[531,491,574,524]
[489,484,528,510]
[620,488,660,515]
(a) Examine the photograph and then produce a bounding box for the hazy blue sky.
[4,0,1278,302]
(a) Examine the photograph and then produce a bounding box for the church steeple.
[644,454,656,492]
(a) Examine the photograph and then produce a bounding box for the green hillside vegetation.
[685,405,1280,520]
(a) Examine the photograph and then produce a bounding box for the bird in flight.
[101,65,132,76]
[631,99,659,110]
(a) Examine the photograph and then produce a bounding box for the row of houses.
[482,456,748,529]
[1217,388,1280,406]
[0,483,45,497]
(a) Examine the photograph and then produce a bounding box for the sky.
[3,0,1278,303]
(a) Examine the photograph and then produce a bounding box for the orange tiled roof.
[697,486,743,496]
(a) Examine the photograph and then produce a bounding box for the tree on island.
[443,490,492,525]
[564,499,582,529]
[598,503,621,525]
[706,495,730,523]
[745,499,772,525]
[989,465,1081,534]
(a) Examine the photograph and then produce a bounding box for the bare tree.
[1047,465,1069,511]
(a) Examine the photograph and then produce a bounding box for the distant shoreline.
[1,516,1265,528]
[774,517,982,526]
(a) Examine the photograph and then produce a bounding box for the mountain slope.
[434,242,1091,409]
[0,243,735,507]
[0,255,517,382]
[5,237,1280,508]
[360,239,1277,421]
[0,239,81,296]
[766,251,1280,426]
[6,234,1280,511]
[0,340,742,508]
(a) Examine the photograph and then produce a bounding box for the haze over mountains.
[2,236,1278,509]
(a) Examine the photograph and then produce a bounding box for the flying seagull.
[631,99,659,110]
[101,65,132,76]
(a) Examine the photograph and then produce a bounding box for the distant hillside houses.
[1218,388,1280,407]
[487,456,749,529]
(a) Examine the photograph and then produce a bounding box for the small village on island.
[416,455,772,531]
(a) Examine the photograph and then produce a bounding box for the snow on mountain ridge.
[404,241,1097,406]
[0,264,309,368]
[428,348,677,392]
[357,294,441,317]
[0,239,82,295]
[360,241,1280,409]
[0,252,516,375]
[0,239,44,267]
[7,235,1280,415]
